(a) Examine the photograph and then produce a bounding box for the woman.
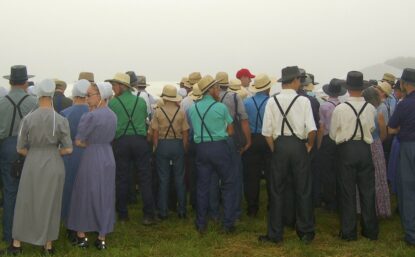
[362,86,391,218]
[8,79,72,255]
[66,82,117,250]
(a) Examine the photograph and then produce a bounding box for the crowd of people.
[0,64,414,255]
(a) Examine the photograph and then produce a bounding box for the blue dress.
[66,107,117,236]
[60,105,89,223]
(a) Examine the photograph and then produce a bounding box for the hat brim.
[105,79,133,89]
[162,95,182,102]
[177,82,192,89]
[249,82,272,93]
[137,84,150,87]
[277,74,306,83]
[3,75,34,80]
[340,81,372,90]
[200,80,218,94]
[322,84,347,97]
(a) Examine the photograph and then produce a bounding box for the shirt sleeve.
[58,117,72,149]
[236,94,248,120]
[261,100,273,137]
[16,117,29,150]
[75,112,94,141]
[181,111,190,131]
[329,107,340,141]
[223,105,233,125]
[319,104,328,127]
[150,109,159,130]
[304,99,317,134]
[388,102,401,129]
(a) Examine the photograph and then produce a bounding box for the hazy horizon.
[1,0,414,87]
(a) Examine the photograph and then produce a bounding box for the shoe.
[300,234,315,244]
[338,231,357,241]
[157,214,168,221]
[258,235,282,244]
[66,229,77,244]
[0,245,23,255]
[94,239,107,250]
[142,217,157,226]
[178,213,187,219]
[222,226,236,234]
[361,232,378,241]
[41,247,55,256]
[74,236,89,248]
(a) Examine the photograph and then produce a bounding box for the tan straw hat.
[249,73,272,92]
[188,72,202,85]
[197,75,218,94]
[161,85,182,102]
[382,73,396,85]
[228,79,242,91]
[189,83,202,100]
[178,77,191,88]
[215,72,229,86]
[105,72,131,88]
[375,81,392,96]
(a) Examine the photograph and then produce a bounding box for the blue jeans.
[0,137,20,243]
[156,139,186,217]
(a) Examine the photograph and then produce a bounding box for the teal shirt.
[188,95,233,143]
[0,88,38,140]
[109,90,147,139]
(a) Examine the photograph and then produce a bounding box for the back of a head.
[362,86,381,108]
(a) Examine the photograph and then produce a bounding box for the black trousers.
[317,135,337,210]
[336,141,378,240]
[267,136,314,241]
[242,134,271,215]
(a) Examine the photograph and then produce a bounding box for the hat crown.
[215,72,229,85]
[78,72,94,82]
[401,68,415,84]
[189,72,202,85]
[377,81,392,96]
[4,65,33,82]
[229,79,242,90]
[198,75,217,93]
[126,71,138,85]
[54,79,67,90]
[253,74,271,88]
[236,68,255,79]
[137,75,147,85]
[162,85,178,98]
[382,73,396,84]
[192,83,202,96]
[346,71,365,88]
[280,66,301,83]
[115,73,130,85]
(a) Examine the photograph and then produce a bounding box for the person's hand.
[305,143,313,153]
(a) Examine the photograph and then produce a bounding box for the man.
[330,71,378,241]
[178,77,192,96]
[53,79,73,113]
[188,72,202,86]
[126,71,152,118]
[236,68,255,98]
[107,73,156,225]
[188,75,236,234]
[316,79,346,211]
[381,72,396,87]
[242,74,272,217]
[136,75,156,108]
[388,68,415,246]
[0,65,37,243]
[259,66,316,244]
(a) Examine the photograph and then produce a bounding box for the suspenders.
[327,100,339,107]
[115,96,139,136]
[159,106,180,139]
[195,101,217,143]
[220,92,229,102]
[344,102,369,141]
[273,94,302,141]
[5,95,29,137]
[252,96,268,133]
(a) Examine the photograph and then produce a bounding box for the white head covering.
[27,85,36,96]
[35,79,56,98]
[96,82,113,100]
[178,87,187,97]
[0,86,8,97]
[72,79,90,98]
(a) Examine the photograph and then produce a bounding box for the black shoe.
[94,239,107,250]
[300,234,315,244]
[222,226,236,234]
[338,231,357,241]
[258,235,282,244]
[157,214,168,221]
[74,236,89,248]
[41,247,55,256]
[178,213,187,219]
[142,217,157,226]
[66,230,77,244]
[0,245,22,256]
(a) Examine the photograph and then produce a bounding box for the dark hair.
[282,77,296,85]
[362,87,381,107]
[10,80,27,86]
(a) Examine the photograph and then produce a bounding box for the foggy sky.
[0,0,413,86]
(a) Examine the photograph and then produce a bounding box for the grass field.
[2,183,415,257]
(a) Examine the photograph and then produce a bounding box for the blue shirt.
[188,95,233,143]
[244,92,269,133]
[60,104,89,140]
[388,91,415,142]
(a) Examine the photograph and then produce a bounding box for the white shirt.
[132,90,152,116]
[329,96,376,145]
[262,89,316,140]
[181,95,194,113]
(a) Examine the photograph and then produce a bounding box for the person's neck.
[38,97,52,108]
[73,97,87,105]
[12,85,27,91]
[282,85,297,91]
[348,90,362,97]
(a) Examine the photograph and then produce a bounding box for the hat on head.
[177,77,191,88]
[215,72,229,86]
[188,72,202,85]
[161,85,182,102]
[189,83,202,100]
[228,79,242,91]
[309,74,319,85]
[382,73,396,85]
[236,68,255,79]
[301,74,314,87]
[3,65,34,82]
[400,68,415,84]
[54,79,67,90]
[277,66,305,83]
[375,81,392,96]
[250,74,272,92]
[393,80,401,90]
[96,82,113,100]
[322,79,347,97]
[78,72,94,82]
[35,79,56,98]
[341,71,371,90]
[126,71,139,86]
[105,73,131,88]
[197,75,218,94]
[72,79,90,98]
[137,75,150,87]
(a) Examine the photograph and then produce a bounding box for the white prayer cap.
[96,82,113,100]
[72,79,90,98]
[178,87,187,97]
[35,79,56,98]
[0,86,8,97]
[27,85,36,96]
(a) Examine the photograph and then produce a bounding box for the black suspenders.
[273,95,302,140]
[195,102,217,143]
[220,92,229,103]
[115,96,139,136]
[252,97,269,132]
[159,107,180,139]
[5,95,29,137]
[344,102,369,141]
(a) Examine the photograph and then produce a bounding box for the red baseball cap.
[236,68,255,79]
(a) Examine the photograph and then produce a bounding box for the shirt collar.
[327,97,339,102]
[9,87,26,94]
[347,96,365,102]
[201,94,215,102]
[280,89,298,95]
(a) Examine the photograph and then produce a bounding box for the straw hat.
[197,75,218,94]
[215,72,229,86]
[375,81,392,96]
[161,85,182,102]
[249,74,272,92]
[78,72,94,82]
[177,77,191,88]
[105,73,131,88]
[382,73,395,85]
[54,79,67,90]
[188,72,202,85]
[228,79,242,91]
[189,83,202,100]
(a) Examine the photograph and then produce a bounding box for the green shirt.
[0,88,38,140]
[109,90,148,139]
[188,94,233,143]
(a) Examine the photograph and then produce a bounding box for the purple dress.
[67,107,117,236]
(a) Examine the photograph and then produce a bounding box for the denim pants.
[156,139,186,217]
[0,137,20,243]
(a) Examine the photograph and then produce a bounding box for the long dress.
[12,108,71,245]
[60,104,89,223]
[66,107,117,236]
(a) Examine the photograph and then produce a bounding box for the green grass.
[2,183,415,257]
